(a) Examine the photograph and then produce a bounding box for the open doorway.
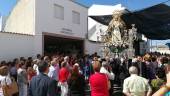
[44,35,84,56]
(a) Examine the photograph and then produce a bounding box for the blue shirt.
[28,73,57,96]
[165,91,170,96]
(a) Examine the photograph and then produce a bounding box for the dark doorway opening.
[44,35,84,56]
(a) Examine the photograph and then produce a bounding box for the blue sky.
[76,0,168,10]
[0,0,17,16]
[0,0,170,45]
[0,0,169,16]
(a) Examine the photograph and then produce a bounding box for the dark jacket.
[28,73,57,96]
[68,74,85,96]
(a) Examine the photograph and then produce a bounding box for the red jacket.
[90,72,109,96]
[59,67,69,83]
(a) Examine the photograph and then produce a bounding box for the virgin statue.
[106,10,125,46]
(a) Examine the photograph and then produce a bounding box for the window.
[54,4,64,20]
[72,11,80,24]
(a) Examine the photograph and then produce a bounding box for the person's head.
[6,62,12,67]
[28,57,32,61]
[53,57,59,63]
[129,66,138,75]
[11,62,16,67]
[102,61,108,67]
[161,57,169,64]
[0,66,9,76]
[38,61,49,74]
[18,61,25,68]
[61,61,67,68]
[64,56,69,62]
[105,56,110,62]
[143,54,151,62]
[93,61,101,72]
[93,57,98,61]
[151,56,157,62]
[37,54,41,59]
[13,58,19,64]
[20,57,25,61]
[44,56,50,63]
[72,64,79,75]
[155,67,166,79]
[164,60,170,74]
[51,61,56,66]
[0,61,6,67]
[94,52,98,57]
[132,58,137,63]
[137,56,142,61]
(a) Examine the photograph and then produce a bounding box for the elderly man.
[48,60,58,81]
[100,61,115,96]
[100,61,115,80]
[123,66,152,96]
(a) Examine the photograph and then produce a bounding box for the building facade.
[4,0,88,58]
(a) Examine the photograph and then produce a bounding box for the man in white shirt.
[123,66,152,96]
[33,59,40,75]
[48,61,58,81]
[100,61,115,96]
[100,61,115,80]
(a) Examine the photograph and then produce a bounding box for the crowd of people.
[1,52,170,96]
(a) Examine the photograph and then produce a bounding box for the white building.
[2,0,88,60]
[0,32,34,61]
[151,45,170,54]
[0,15,2,31]
[1,1,150,60]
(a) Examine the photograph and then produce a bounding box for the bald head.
[129,66,138,75]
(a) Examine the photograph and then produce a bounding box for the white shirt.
[48,65,58,81]
[123,74,152,96]
[33,64,39,75]
[100,66,115,80]
[0,75,12,96]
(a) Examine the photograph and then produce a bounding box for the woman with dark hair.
[68,64,85,96]
[89,61,110,96]
[0,61,6,67]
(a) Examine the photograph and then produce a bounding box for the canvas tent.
[89,4,170,40]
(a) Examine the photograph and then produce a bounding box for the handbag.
[10,77,18,95]
[2,78,11,96]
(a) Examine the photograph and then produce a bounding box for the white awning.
[88,4,126,16]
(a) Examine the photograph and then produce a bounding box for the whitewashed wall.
[34,0,88,55]
[35,0,88,38]
[85,40,102,56]
[0,16,2,31]
[4,0,35,35]
[0,33,34,61]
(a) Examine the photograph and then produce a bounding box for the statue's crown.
[112,10,123,15]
